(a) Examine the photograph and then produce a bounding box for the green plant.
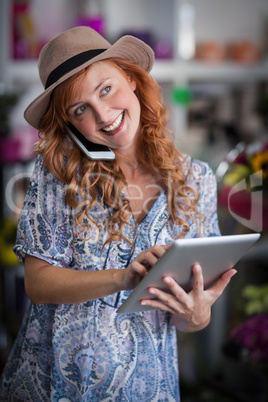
[242,284,268,316]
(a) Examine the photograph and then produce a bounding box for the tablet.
[116,233,260,314]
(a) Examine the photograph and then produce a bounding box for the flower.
[223,284,268,363]
[0,217,20,265]
[228,314,268,363]
[218,140,268,231]
[221,140,268,188]
[252,149,268,179]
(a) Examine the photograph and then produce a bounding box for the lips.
[101,112,125,134]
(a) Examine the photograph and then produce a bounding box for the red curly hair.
[36,58,201,247]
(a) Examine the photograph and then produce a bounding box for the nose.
[92,101,111,125]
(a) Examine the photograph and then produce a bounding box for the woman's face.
[67,61,141,154]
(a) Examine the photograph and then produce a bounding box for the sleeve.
[13,154,75,267]
[189,159,221,237]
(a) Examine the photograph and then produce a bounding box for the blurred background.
[0,0,268,401]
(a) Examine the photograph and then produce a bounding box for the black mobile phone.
[66,124,115,160]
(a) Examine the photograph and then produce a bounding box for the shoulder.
[30,153,50,181]
[26,154,69,210]
[31,154,67,187]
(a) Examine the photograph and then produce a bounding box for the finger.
[139,252,159,269]
[140,296,176,314]
[163,276,188,302]
[150,244,170,258]
[216,268,237,288]
[131,261,149,278]
[162,276,196,314]
[222,268,237,282]
[146,284,186,313]
[161,243,173,251]
[137,246,167,268]
[140,288,175,314]
[208,269,237,301]
[192,264,204,295]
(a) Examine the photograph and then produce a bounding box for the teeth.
[102,112,124,132]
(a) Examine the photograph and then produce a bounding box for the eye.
[100,86,111,96]
[75,104,88,116]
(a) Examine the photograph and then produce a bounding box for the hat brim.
[24,35,154,129]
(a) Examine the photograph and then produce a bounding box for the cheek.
[131,94,141,121]
[118,85,139,110]
[124,89,140,117]
[75,113,95,131]
[74,120,98,142]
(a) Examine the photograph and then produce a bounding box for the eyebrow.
[67,77,111,112]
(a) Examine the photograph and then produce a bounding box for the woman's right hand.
[120,244,170,291]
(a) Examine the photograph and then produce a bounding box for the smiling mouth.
[102,112,124,133]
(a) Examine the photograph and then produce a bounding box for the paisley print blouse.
[0,154,220,401]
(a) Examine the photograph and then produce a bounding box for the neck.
[117,157,143,180]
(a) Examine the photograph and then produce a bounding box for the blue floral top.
[0,154,220,402]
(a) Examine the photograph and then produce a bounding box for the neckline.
[129,188,167,227]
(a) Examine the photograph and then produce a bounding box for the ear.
[127,75,137,91]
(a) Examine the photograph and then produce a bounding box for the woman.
[0,26,236,401]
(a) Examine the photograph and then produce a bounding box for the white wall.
[102,0,268,46]
[192,0,268,44]
[103,0,175,42]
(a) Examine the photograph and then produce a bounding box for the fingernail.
[140,301,147,305]
[230,270,237,278]
[194,264,201,272]
[164,277,171,284]
[148,288,156,294]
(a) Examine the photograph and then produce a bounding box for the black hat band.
[45,48,107,89]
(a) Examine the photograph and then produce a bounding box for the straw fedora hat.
[24,26,155,129]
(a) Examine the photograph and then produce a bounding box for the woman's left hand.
[140,264,237,332]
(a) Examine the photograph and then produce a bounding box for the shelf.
[6,59,268,88]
